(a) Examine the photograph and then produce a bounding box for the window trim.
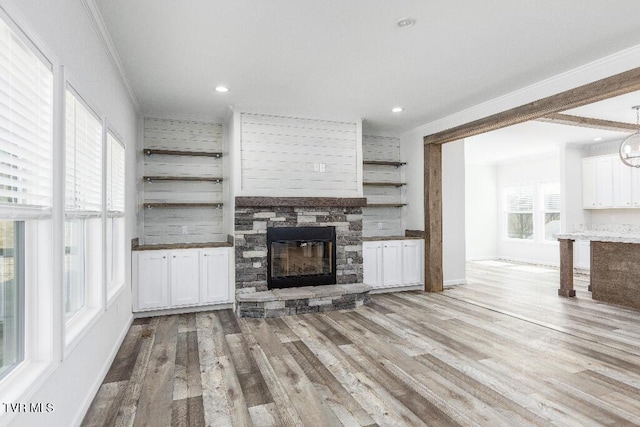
[0,4,58,411]
[63,83,105,348]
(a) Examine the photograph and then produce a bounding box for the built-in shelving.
[362,136,406,238]
[143,176,222,183]
[363,160,406,167]
[363,182,406,187]
[366,203,406,208]
[144,148,222,158]
[144,202,223,209]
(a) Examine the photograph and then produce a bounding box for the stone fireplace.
[234,197,370,317]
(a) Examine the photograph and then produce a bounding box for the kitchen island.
[557,229,640,308]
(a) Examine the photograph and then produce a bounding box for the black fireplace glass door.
[271,240,333,278]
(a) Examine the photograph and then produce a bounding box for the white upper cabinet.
[583,154,640,209]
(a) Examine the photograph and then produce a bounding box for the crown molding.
[403,44,640,141]
[81,0,140,112]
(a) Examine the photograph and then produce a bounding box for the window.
[0,12,53,379]
[64,89,102,320]
[505,185,534,240]
[542,182,561,241]
[106,132,125,295]
[0,221,24,380]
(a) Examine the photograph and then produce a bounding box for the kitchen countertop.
[556,231,640,244]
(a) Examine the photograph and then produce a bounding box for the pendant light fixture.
[620,105,640,168]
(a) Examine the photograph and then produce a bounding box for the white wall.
[236,111,363,197]
[465,163,498,260]
[496,153,560,265]
[442,140,466,285]
[1,0,138,426]
[560,144,592,231]
[400,130,467,284]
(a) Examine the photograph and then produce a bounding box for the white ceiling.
[95,0,640,133]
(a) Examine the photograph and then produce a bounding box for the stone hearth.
[234,197,367,317]
[236,283,371,318]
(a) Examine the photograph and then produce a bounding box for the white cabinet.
[170,250,200,306]
[595,156,614,208]
[583,154,640,209]
[382,241,403,286]
[402,240,423,284]
[137,251,170,310]
[363,239,423,289]
[362,242,383,287]
[582,158,597,209]
[135,247,232,312]
[613,158,633,208]
[200,248,230,303]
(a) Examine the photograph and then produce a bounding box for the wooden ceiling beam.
[536,113,636,133]
[423,66,640,145]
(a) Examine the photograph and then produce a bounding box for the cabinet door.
[363,242,383,288]
[170,250,200,306]
[382,241,403,286]
[137,251,169,310]
[614,158,633,208]
[596,156,614,208]
[582,158,597,209]
[200,248,230,303]
[632,167,640,207]
[402,240,423,285]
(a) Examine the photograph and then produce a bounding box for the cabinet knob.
[162,256,166,259]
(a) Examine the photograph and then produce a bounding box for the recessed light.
[215,86,229,93]
[396,18,416,29]
[593,137,603,141]
[391,107,404,113]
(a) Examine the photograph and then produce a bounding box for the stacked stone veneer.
[234,205,364,295]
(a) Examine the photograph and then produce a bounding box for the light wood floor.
[82,261,640,426]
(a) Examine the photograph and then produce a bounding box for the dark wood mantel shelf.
[235,197,367,208]
[365,203,407,208]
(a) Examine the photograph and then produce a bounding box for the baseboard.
[370,284,422,294]
[444,279,467,287]
[133,302,234,318]
[495,256,559,268]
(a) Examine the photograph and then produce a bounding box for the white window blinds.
[506,185,533,212]
[65,90,102,214]
[542,182,560,211]
[107,132,125,214]
[0,17,53,213]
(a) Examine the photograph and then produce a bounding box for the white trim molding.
[81,0,140,112]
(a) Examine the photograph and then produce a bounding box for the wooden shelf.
[363,160,406,167]
[144,149,222,158]
[363,182,406,187]
[143,176,222,183]
[144,202,223,209]
[365,203,407,208]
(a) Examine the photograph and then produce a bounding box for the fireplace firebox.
[267,226,337,289]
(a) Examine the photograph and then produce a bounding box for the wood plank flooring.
[82,261,640,426]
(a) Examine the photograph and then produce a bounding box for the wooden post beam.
[537,113,636,133]
[424,143,443,292]
[423,66,640,146]
[558,239,576,297]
